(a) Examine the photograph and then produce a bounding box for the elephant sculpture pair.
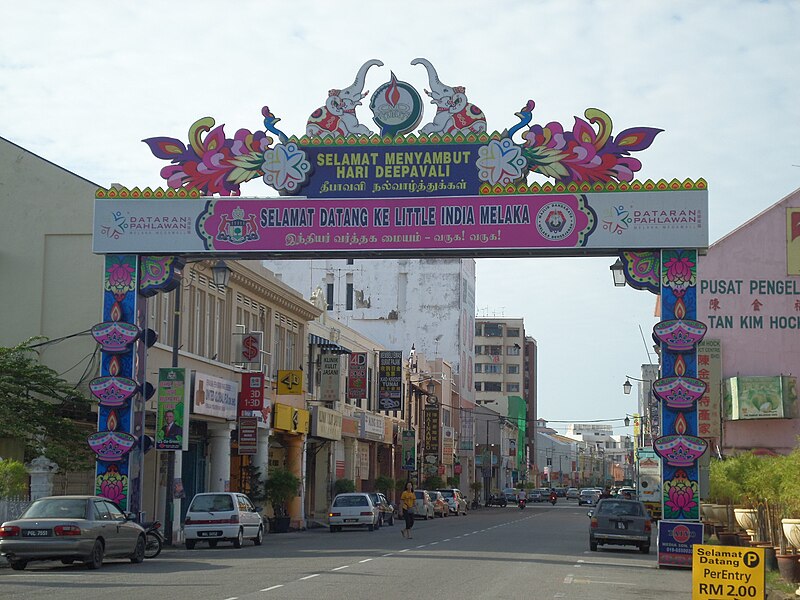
[306,58,486,138]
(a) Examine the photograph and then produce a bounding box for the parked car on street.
[438,489,468,515]
[428,490,449,517]
[328,493,379,532]
[367,492,395,527]
[414,490,436,519]
[0,495,146,571]
[502,488,517,502]
[184,492,264,548]
[566,487,580,500]
[588,498,652,553]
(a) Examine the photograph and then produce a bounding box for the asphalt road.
[1,502,693,600]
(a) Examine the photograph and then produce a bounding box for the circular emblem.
[672,524,691,543]
[370,72,423,136]
[536,201,576,241]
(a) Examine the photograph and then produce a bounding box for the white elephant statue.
[306,59,383,137]
[411,57,487,135]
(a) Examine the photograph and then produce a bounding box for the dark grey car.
[588,498,652,553]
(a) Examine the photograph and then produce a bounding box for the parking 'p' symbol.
[743,551,760,568]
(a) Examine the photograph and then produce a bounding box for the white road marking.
[359,558,373,563]
[416,544,426,548]
[443,538,451,542]
[429,541,438,545]
[260,586,283,592]
[299,574,320,580]
[398,548,409,553]
[331,565,349,571]
[564,575,574,584]
[222,597,238,600]
[382,553,394,557]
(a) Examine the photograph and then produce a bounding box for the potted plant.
[777,449,800,587]
[265,468,300,533]
[334,478,355,495]
[708,455,746,544]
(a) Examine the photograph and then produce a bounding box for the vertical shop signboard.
[402,429,416,471]
[156,367,187,451]
[423,406,440,455]
[347,352,367,400]
[237,416,258,455]
[378,350,402,411]
[319,354,341,403]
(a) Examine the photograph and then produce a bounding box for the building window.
[326,283,334,310]
[346,283,353,310]
[346,259,354,265]
[474,345,483,355]
[507,327,520,337]
[488,345,502,356]
[474,382,482,391]
[507,345,520,356]
[474,364,482,373]
[507,364,520,374]
[475,323,482,336]
[507,383,520,392]
[484,364,501,374]
[483,323,503,337]
[484,381,502,392]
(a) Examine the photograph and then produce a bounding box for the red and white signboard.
[238,416,258,455]
[239,372,264,416]
[233,332,263,367]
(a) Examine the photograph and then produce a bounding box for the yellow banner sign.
[273,403,309,434]
[276,369,303,395]
[692,544,763,600]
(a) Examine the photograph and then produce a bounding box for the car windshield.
[191,494,234,512]
[597,501,643,516]
[22,498,87,519]
[333,495,368,507]
[415,491,425,499]
[439,490,453,497]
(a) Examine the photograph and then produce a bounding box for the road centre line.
[359,558,373,563]
[398,548,409,552]
[331,566,349,571]
[299,574,320,580]
[260,586,283,592]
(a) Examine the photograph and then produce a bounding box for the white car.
[578,489,601,506]
[414,490,435,520]
[438,488,468,515]
[328,493,379,532]
[184,492,264,549]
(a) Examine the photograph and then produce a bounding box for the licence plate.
[344,519,357,523]
[616,522,627,530]
[22,529,51,537]
[198,531,222,537]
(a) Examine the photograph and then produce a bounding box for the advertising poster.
[658,520,704,568]
[724,375,796,420]
[319,354,341,403]
[401,430,416,471]
[156,367,187,451]
[193,372,238,420]
[442,427,454,465]
[347,352,367,400]
[378,350,402,411]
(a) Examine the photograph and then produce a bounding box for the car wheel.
[590,540,598,551]
[232,528,244,548]
[85,539,104,570]
[9,559,27,571]
[130,535,146,563]
[253,526,264,546]
[376,516,382,529]
[640,544,650,554]
[367,523,374,532]
[209,540,218,548]
[185,539,196,550]
[144,531,162,558]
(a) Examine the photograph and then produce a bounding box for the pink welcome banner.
[93,191,708,256]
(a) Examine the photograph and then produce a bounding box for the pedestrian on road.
[400,481,416,539]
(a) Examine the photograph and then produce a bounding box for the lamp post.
[610,258,627,287]
[164,259,231,545]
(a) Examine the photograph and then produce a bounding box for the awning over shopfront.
[308,333,351,354]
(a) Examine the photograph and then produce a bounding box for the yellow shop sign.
[273,403,309,434]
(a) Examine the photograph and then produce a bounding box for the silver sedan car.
[0,495,146,570]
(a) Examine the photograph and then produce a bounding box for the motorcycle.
[140,520,164,558]
[549,493,557,506]
[518,498,526,510]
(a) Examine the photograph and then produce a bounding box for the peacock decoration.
[143,106,289,196]
[506,99,662,184]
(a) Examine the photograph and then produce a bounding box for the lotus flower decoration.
[89,376,139,407]
[652,376,707,410]
[91,321,141,353]
[652,319,707,353]
[87,431,136,462]
[653,434,708,467]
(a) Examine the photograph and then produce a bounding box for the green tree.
[333,478,355,495]
[0,459,28,498]
[422,475,444,490]
[0,340,94,470]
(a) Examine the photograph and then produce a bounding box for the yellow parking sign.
[693,544,764,599]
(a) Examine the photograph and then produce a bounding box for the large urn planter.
[734,508,758,539]
[701,503,716,523]
[782,519,800,551]
[776,553,800,584]
[711,504,729,527]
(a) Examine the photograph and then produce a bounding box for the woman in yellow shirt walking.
[400,481,416,539]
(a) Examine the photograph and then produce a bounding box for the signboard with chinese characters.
[360,411,385,441]
[319,354,341,403]
[347,352,367,400]
[237,416,258,455]
[192,372,238,420]
[442,427,454,465]
[378,350,402,411]
[423,406,440,456]
[696,339,721,441]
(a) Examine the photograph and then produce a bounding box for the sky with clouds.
[2,1,799,432]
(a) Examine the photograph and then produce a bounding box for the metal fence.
[0,496,32,522]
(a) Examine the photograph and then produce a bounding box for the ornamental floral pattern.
[476,138,527,186]
[262,142,311,193]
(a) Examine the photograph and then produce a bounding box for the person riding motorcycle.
[549,489,557,504]
[517,488,527,509]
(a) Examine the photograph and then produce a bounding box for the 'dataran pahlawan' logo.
[369,72,423,136]
[536,202,576,241]
[216,206,259,244]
